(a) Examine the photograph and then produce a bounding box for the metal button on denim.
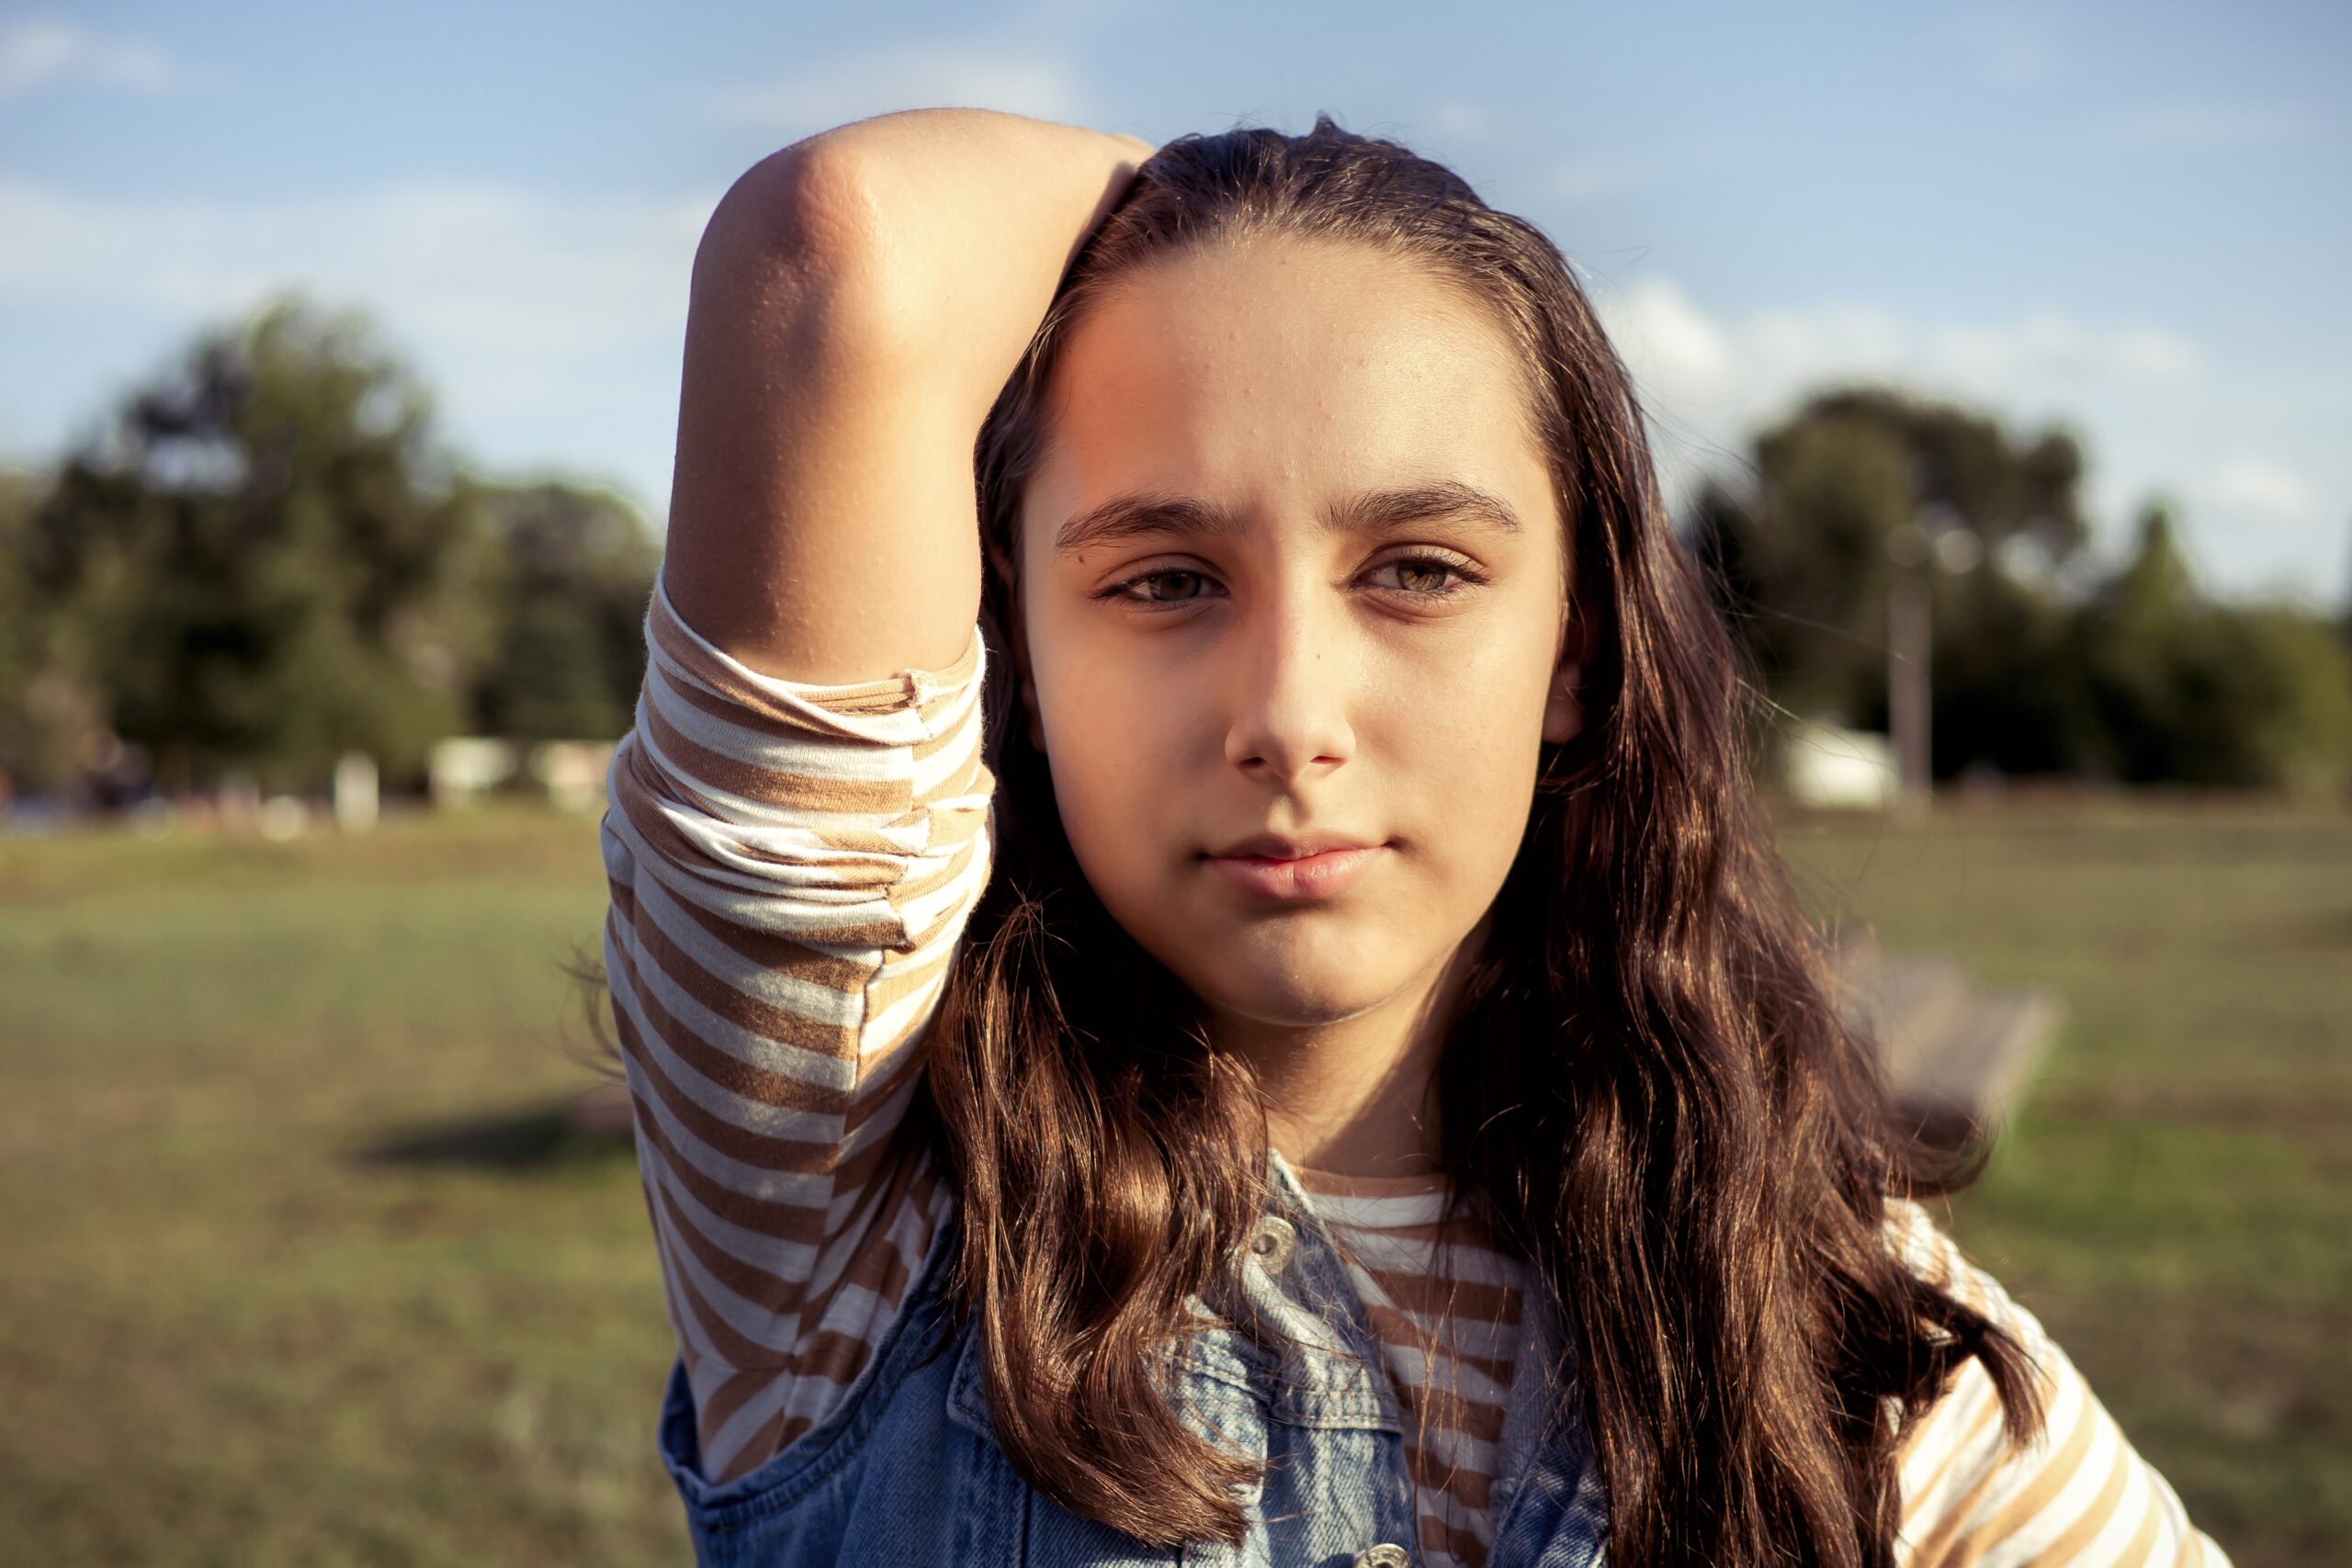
[1353,1545,1410,1568]
[1247,1214,1297,1276]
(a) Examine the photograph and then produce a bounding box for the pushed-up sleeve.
[598,570,995,1484]
[1887,1201,2233,1568]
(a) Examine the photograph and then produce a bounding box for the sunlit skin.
[1008,236,1588,1177]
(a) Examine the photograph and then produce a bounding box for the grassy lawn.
[1778,799,2351,1568]
[0,807,679,1567]
[2,799,2343,1565]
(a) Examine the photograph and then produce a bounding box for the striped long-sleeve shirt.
[599,571,2231,1566]
[1290,1162,1532,1568]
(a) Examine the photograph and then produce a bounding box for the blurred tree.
[2071,503,2352,791]
[23,293,500,793]
[1920,570,2082,778]
[1690,385,2089,728]
[0,465,39,732]
[464,478,659,741]
[1690,409,1908,719]
[2,465,118,797]
[2,470,62,793]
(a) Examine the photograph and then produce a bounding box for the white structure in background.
[428,738,520,807]
[1781,717,1901,809]
[529,741,616,813]
[256,795,310,840]
[427,737,615,813]
[1886,512,1984,822]
[333,750,379,833]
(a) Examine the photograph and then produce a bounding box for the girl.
[599,108,2226,1567]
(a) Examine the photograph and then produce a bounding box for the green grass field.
[1779,800,2351,1566]
[1,800,2343,1566]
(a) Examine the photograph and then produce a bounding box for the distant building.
[427,738,520,808]
[529,741,616,814]
[1780,717,1901,809]
[427,738,614,812]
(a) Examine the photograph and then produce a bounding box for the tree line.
[1688,388,2351,794]
[0,296,658,798]
[2,294,2346,803]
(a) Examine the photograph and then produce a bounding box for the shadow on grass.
[356,1093,635,1174]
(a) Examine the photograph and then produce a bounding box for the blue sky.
[3,0,2346,601]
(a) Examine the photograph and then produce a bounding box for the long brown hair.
[910,115,2042,1566]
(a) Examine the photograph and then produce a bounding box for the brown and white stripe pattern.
[601,581,2227,1562]
[1292,1166,1530,1568]
[600,575,994,1484]
[1280,1179,2234,1568]
[1884,1200,2231,1566]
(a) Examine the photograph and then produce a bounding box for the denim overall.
[654,1154,1611,1567]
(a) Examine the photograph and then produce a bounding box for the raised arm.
[604,110,1150,1487]
[663,107,1152,682]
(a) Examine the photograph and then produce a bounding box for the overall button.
[1353,1546,1410,1568]
[1247,1215,1296,1276]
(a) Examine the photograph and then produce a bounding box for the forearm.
[602,570,997,1483]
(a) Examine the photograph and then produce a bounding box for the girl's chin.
[1181,964,1403,1032]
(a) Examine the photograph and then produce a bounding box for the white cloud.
[1589,277,2352,599]
[2205,457,2314,521]
[0,176,711,399]
[702,41,1092,132]
[1601,275,1739,389]
[1597,277,2196,430]
[0,17,191,100]
[1592,276,2241,559]
[1923,315,2198,382]
[2109,104,2327,149]
[0,176,718,511]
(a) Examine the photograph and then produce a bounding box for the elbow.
[695,136,929,352]
[710,136,888,271]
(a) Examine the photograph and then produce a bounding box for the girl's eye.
[1366,554,1480,598]
[1108,568,1216,606]
[1098,553,1486,611]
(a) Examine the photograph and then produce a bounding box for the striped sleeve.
[598,570,995,1485]
[1887,1201,2233,1568]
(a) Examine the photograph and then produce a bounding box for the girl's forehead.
[1066,236,1518,391]
[1030,238,1554,536]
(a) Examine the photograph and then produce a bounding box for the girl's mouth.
[1204,845,1385,902]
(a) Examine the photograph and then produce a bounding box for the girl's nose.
[1222,585,1356,789]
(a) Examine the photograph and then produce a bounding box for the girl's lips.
[1204,845,1385,902]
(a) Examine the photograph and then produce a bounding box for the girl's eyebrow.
[1052,479,1524,559]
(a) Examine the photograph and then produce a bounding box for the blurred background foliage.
[0,293,659,801]
[1688,386,2352,795]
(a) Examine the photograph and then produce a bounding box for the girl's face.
[1013,236,1582,1041]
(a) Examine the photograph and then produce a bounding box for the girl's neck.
[1216,909,1494,1180]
